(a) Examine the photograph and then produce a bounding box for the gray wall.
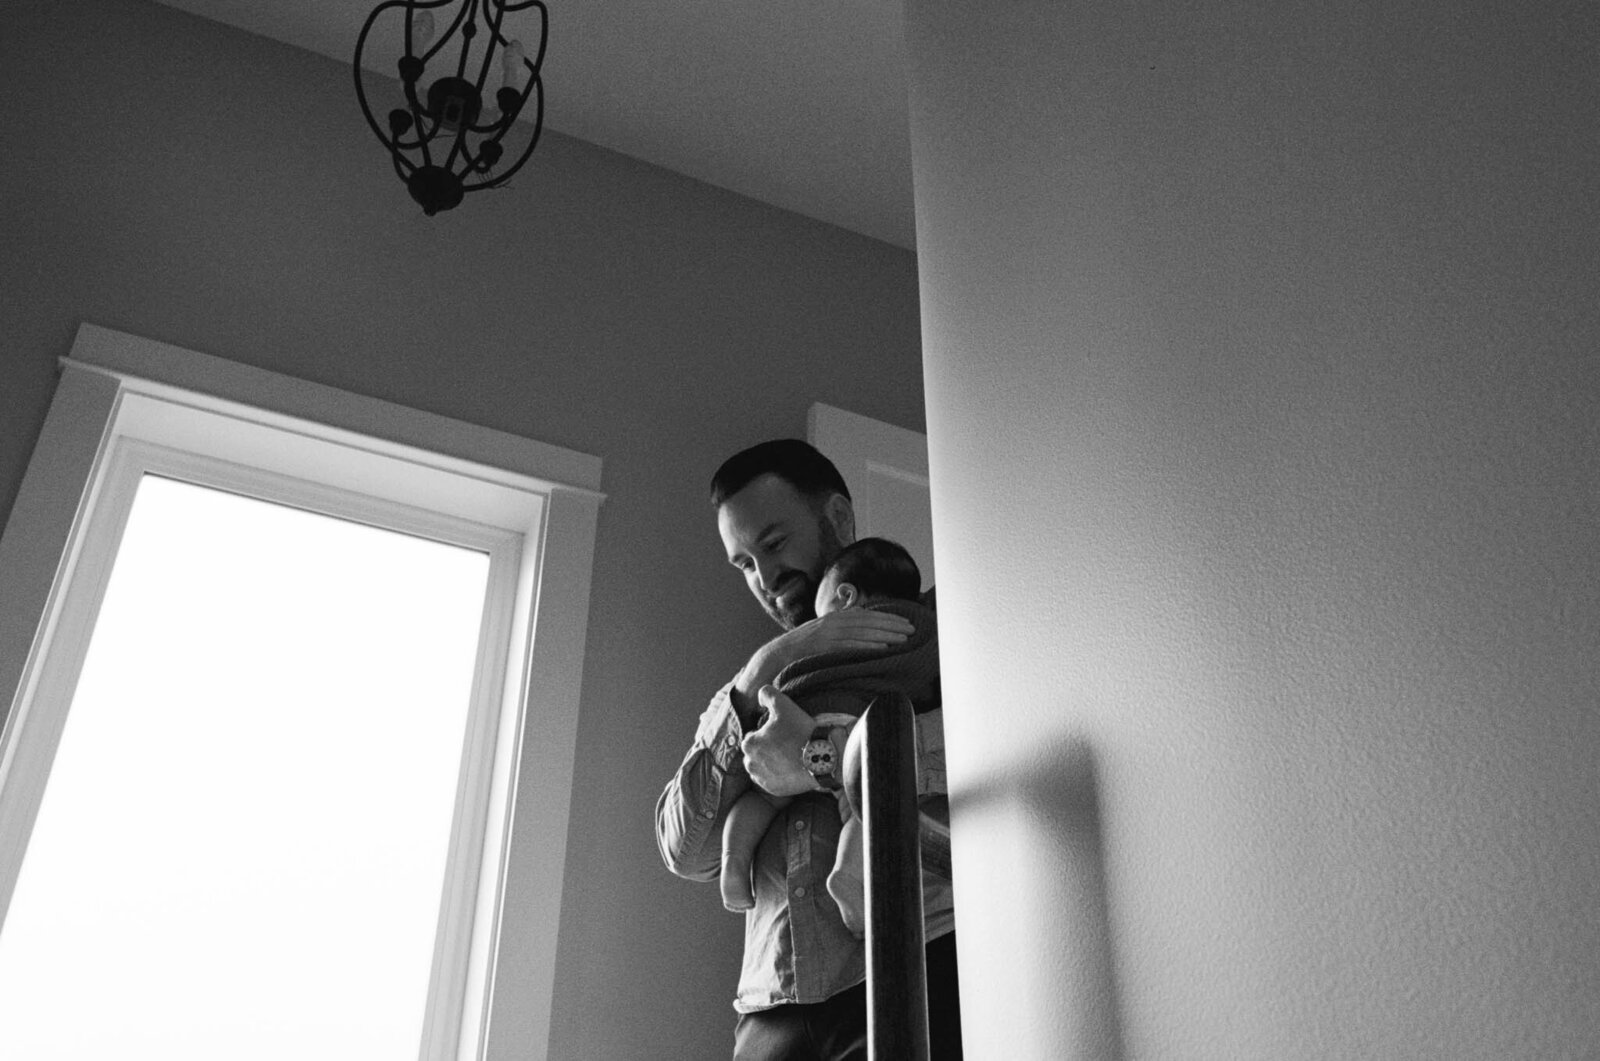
[907,1,1598,1058]
[0,2,925,1058]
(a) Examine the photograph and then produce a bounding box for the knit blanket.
[773,598,940,720]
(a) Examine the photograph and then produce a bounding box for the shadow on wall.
[950,738,1126,1060]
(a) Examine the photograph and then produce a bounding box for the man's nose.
[754,559,783,592]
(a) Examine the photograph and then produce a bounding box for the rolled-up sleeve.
[656,683,752,882]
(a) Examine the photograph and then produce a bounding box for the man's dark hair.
[709,439,851,507]
[824,538,921,602]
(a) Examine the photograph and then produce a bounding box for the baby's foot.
[827,863,866,938]
[721,859,756,912]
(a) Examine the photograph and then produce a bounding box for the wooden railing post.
[860,692,930,1061]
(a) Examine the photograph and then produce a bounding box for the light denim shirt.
[656,684,955,1013]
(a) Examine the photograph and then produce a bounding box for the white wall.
[905,2,1599,1058]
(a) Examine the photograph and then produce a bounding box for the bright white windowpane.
[0,475,490,1061]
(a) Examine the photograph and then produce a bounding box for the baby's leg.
[827,814,867,937]
[721,792,783,912]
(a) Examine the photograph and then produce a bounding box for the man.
[656,439,961,1060]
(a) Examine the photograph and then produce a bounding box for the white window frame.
[0,324,604,1061]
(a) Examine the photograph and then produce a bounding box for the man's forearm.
[732,610,916,718]
[737,686,826,798]
[656,688,752,880]
[656,756,750,881]
[730,638,796,726]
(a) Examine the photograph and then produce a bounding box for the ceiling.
[152,0,917,249]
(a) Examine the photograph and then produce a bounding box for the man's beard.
[762,515,844,630]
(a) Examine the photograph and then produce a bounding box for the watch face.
[801,738,837,777]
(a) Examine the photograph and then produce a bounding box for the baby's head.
[814,537,922,616]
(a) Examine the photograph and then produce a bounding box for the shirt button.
[701,810,714,820]
[793,820,807,831]
[794,886,807,898]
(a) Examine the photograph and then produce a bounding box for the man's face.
[718,474,847,629]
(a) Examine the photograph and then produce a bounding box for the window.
[0,326,602,1061]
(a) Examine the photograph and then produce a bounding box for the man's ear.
[824,493,856,544]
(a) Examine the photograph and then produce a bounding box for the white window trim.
[0,324,603,1061]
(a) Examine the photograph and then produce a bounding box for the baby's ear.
[836,582,861,610]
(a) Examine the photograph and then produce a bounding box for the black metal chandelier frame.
[354,0,548,215]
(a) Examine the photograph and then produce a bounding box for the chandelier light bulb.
[411,9,435,51]
[502,39,527,95]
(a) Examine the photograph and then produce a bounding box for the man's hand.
[742,686,823,797]
[733,609,914,713]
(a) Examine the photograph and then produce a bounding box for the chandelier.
[354,0,548,215]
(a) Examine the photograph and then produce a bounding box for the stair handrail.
[854,692,931,1060]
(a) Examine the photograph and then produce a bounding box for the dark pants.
[732,933,963,1061]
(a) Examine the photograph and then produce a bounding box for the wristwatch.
[801,734,840,790]
[801,714,855,791]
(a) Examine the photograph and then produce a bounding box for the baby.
[719,537,939,935]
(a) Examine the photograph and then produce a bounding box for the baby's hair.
[824,537,921,602]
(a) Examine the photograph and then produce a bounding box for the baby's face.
[813,570,852,616]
